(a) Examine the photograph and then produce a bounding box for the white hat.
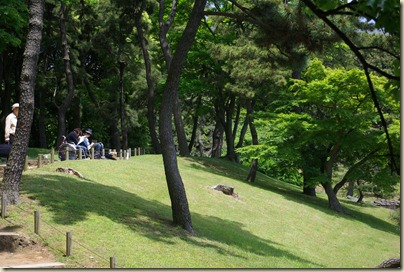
[12,103,19,110]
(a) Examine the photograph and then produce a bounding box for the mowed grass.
[3,155,399,268]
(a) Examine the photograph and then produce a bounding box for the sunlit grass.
[1,155,399,268]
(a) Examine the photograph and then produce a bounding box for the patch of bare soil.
[0,228,57,267]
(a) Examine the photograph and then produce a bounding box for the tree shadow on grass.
[20,173,321,268]
[185,157,399,236]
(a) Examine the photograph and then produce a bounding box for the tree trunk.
[188,95,201,153]
[356,179,364,203]
[110,101,121,150]
[135,6,161,154]
[119,61,127,150]
[1,0,44,204]
[321,182,345,213]
[71,95,81,129]
[173,98,190,156]
[333,177,347,196]
[346,180,355,197]
[55,3,76,147]
[235,116,249,149]
[37,85,47,148]
[159,0,189,157]
[158,0,207,234]
[211,120,223,158]
[246,99,258,183]
[333,149,378,195]
[323,143,344,213]
[247,159,258,183]
[303,184,316,197]
[223,95,236,161]
[232,101,241,143]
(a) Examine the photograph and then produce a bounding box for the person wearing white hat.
[5,103,19,144]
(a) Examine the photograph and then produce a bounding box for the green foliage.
[240,58,398,191]
[0,0,28,52]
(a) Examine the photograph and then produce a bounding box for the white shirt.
[5,112,17,142]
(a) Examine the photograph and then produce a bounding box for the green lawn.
[3,155,400,268]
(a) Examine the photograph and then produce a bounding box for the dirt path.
[0,232,57,267]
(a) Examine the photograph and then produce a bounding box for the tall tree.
[55,3,76,146]
[159,0,207,234]
[134,1,162,154]
[1,0,45,204]
[158,0,190,157]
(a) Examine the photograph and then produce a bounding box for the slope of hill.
[1,155,399,268]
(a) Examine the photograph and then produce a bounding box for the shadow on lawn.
[20,173,321,268]
[185,157,399,236]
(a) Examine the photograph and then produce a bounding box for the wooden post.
[78,148,82,160]
[102,148,105,157]
[24,155,28,171]
[51,147,55,163]
[37,154,42,168]
[34,210,40,235]
[110,257,116,268]
[123,150,127,160]
[119,150,122,160]
[1,193,6,219]
[66,231,72,256]
[138,147,141,156]
[91,148,94,159]
[66,150,69,161]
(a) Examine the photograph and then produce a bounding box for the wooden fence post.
[91,148,94,159]
[102,148,105,157]
[78,148,82,160]
[66,150,69,161]
[1,193,6,219]
[66,231,72,256]
[119,150,122,160]
[34,210,40,235]
[24,155,28,171]
[51,147,55,163]
[37,154,42,168]
[110,257,116,268]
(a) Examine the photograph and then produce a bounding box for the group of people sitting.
[65,128,104,159]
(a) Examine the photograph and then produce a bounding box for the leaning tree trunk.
[159,0,207,234]
[1,0,44,204]
[322,143,344,213]
[321,182,345,213]
[333,149,378,195]
[159,0,189,157]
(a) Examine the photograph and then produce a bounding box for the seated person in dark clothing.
[66,128,82,145]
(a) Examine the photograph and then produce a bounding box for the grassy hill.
[2,155,399,268]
